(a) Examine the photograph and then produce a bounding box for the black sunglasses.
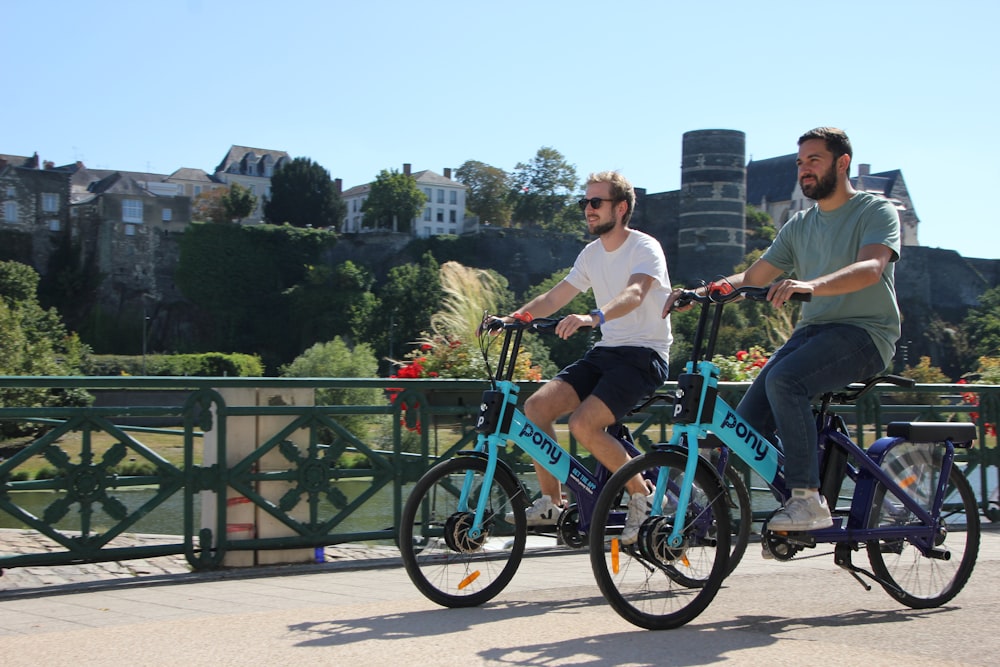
[577,197,620,212]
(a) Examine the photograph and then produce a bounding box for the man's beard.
[589,217,617,236]
[801,162,837,200]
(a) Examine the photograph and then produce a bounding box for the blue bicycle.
[398,314,747,607]
[588,284,981,630]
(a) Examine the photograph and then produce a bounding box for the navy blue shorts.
[556,346,669,421]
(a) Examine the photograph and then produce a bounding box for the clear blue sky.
[4,0,997,259]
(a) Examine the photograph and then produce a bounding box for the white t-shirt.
[564,228,673,361]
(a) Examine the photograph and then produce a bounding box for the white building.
[341,164,473,237]
[213,145,290,223]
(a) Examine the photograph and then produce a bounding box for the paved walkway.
[0,529,403,590]
[1,528,998,665]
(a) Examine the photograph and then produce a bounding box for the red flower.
[736,350,748,362]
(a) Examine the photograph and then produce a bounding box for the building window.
[449,210,457,223]
[3,201,17,221]
[423,207,431,221]
[423,226,431,236]
[123,199,143,222]
[423,188,431,200]
[194,185,202,196]
[436,209,444,222]
[449,190,457,205]
[162,208,173,222]
[48,219,60,232]
[5,187,15,198]
[436,227,444,234]
[436,189,444,203]
[42,193,59,212]
[125,224,136,236]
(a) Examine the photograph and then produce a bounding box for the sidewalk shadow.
[288,597,954,666]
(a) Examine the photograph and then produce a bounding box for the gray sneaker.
[620,493,652,545]
[768,492,833,531]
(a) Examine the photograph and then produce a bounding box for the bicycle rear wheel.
[399,455,527,607]
[866,454,980,608]
[589,450,731,630]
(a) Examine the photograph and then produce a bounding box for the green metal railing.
[0,377,997,572]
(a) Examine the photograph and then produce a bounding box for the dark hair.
[586,171,635,226]
[798,127,853,163]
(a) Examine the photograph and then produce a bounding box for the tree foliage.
[284,261,377,352]
[223,183,258,223]
[0,260,91,436]
[174,222,336,369]
[280,336,381,436]
[361,252,443,369]
[264,157,346,229]
[509,147,578,229]
[455,160,513,227]
[192,187,228,223]
[963,286,1000,359]
[361,169,427,233]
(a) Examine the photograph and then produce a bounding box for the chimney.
[43,160,55,170]
[858,163,871,177]
[334,178,342,194]
[403,163,411,176]
[443,167,452,179]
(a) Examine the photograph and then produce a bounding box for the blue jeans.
[736,324,887,489]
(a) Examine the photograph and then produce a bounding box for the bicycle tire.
[589,450,731,630]
[399,456,527,607]
[723,464,752,576]
[866,459,980,608]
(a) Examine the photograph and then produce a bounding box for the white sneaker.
[508,496,563,526]
[768,491,833,531]
[620,493,652,545]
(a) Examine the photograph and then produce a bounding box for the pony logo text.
[720,410,769,461]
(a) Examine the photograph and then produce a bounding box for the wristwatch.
[589,309,605,326]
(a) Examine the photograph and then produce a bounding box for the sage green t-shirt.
[762,192,901,367]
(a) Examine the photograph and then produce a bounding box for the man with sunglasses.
[495,171,672,543]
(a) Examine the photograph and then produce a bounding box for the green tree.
[963,286,1000,359]
[361,169,427,233]
[264,157,346,229]
[222,183,258,223]
[746,205,776,244]
[509,147,578,229]
[455,160,513,227]
[362,252,443,368]
[0,261,91,437]
[284,261,377,351]
[280,336,381,437]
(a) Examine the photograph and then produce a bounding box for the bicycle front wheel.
[866,458,980,608]
[399,455,527,607]
[723,464,752,576]
[589,450,731,630]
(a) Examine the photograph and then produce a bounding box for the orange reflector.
[611,538,620,574]
[900,474,917,488]
[681,555,690,568]
[458,570,481,590]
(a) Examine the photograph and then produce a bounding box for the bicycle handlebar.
[673,284,812,310]
[481,315,591,335]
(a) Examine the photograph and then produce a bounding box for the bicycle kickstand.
[834,543,903,595]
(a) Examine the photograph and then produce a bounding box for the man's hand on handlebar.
[554,313,594,340]
[766,279,814,308]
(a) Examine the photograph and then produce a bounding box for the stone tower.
[677,129,747,282]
